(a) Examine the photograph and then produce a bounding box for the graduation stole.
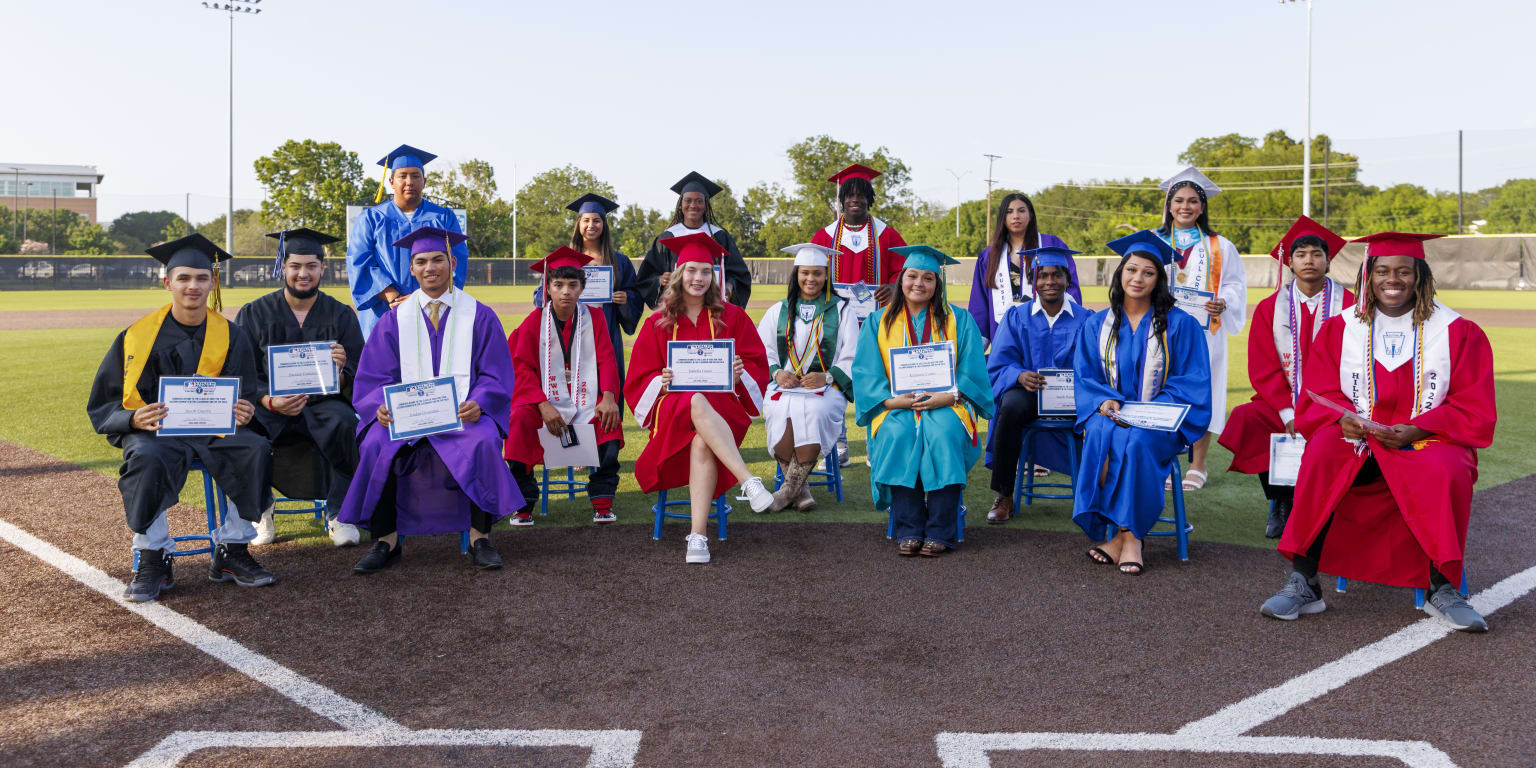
[778,298,839,375]
[1168,230,1224,333]
[871,305,976,444]
[541,304,599,424]
[1338,304,1456,431]
[650,309,719,437]
[830,216,880,284]
[1271,278,1345,406]
[398,288,477,404]
[121,304,229,410]
[1098,310,1169,402]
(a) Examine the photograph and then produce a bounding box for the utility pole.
[511,163,518,285]
[1284,0,1314,217]
[1457,129,1464,234]
[945,168,969,237]
[51,192,57,254]
[1322,136,1331,228]
[6,167,18,246]
[185,192,192,234]
[983,153,1002,235]
[200,0,263,256]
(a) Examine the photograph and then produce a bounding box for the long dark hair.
[986,192,1040,287]
[1355,257,1437,324]
[569,212,613,265]
[669,194,718,228]
[784,265,831,317]
[882,267,951,336]
[1107,254,1177,342]
[1156,182,1217,237]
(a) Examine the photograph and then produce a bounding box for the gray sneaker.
[1260,571,1326,621]
[1423,583,1487,632]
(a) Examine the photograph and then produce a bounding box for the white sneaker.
[685,532,710,564]
[251,506,276,545]
[328,521,361,547]
[742,476,773,513]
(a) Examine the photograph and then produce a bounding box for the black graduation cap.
[266,227,342,279]
[146,233,232,272]
[566,193,620,216]
[670,171,722,199]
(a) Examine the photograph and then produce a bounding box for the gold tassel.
[211,264,224,312]
[374,165,388,204]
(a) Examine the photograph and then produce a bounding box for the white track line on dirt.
[123,728,643,768]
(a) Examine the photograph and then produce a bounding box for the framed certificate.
[667,339,735,393]
[1171,286,1215,330]
[834,282,877,324]
[1268,433,1306,486]
[383,376,463,441]
[1111,401,1190,432]
[580,265,613,304]
[888,342,956,396]
[266,342,339,397]
[157,376,239,437]
[1037,368,1075,417]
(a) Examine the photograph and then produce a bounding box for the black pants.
[989,386,1040,494]
[508,439,621,507]
[118,429,271,534]
[267,403,358,518]
[1257,472,1294,503]
[371,442,493,538]
[1290,457,1450,591]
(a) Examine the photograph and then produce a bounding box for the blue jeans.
[132,503,256,554]
[890,481,963,547]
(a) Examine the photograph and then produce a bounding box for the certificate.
[667,339,735,393]
[1037,368,1075,417]
[266,342,339,396]
[384,376,463,441]
[1112,401,1190,432]
[580,265,613,304]
[1304,390,1392,433]
[157,376,239,437]
[1268,433,1306,486]
[889,342,955,396]
[538,423,600,469]
[1171,286,1215,330]
[834,281,877,323]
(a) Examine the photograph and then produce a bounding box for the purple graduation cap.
[391,225,469,257]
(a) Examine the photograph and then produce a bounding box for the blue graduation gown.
[1070,307,1211,540]
[985,298,1087,473]
[531,250,642,397]
[345,199,470,338]
[853,306,995,510]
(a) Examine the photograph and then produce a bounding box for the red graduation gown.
[1219,288,1355,474]
[504,307,624,466]
[624,303,768,498]
[1279,312,1496,587]
[812,218,908,285]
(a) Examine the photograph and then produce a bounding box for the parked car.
[68,264,99,279]
[232,265,269,283]
[17,261,54,279]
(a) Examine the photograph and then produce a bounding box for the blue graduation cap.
[566,193,620,216]
[377,144,437,171]
[891,244,960,274]
[266,227,340,279]
[1105,230,1176,266]
[1022,245,1081,274]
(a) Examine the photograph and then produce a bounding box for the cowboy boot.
[774,457,814,512]
[768,459,795,512]
[793,459,818,512]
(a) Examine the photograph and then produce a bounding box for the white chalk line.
[0,518,642,768]
[937,562,1536,768]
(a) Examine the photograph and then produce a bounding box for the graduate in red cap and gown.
[811,163,909,308]
[626,232,774,564]
[1219,216,1354,539]
[504,247,625,527]
[1261,233,1497,633]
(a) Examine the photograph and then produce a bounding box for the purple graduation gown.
[336,299,523,535]
[967,233,1083,344]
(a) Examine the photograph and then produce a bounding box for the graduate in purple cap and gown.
[338,226,521,573]
[967,192,1082,344]
[345,144,470,338]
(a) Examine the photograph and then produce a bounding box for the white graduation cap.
[1160,166,1222,198]
[780,242,838,267]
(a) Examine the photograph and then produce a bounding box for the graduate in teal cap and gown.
[1072,230,1211,574]
[346,144,469,338]
[853,245,994,557]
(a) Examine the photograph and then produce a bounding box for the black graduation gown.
[635,223,752,310]
[86,313,271,534]
[235,288,365,510]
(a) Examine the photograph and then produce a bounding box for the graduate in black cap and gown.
[635,171,752,309]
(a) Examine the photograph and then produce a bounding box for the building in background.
[0,163,104,223]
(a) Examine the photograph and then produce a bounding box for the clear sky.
[4,0,1534,225]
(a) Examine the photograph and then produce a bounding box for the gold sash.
[871,306,976,440]
[121,304,229,409]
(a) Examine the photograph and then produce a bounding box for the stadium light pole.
[7,167,19,245]
[945,169,969,237]
[1283,0,1314,217]
[200,1,263,257]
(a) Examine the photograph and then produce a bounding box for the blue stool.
[1012,418,1081,510]
[773,452,844,503]
[885,504,967,543]
[652,490,730,540]
[1336,572,1469,609]
[401,530,471,554]
[1146,452,1192,562]
[539,465,588,516]
[273,496,325,526]
[133,457,229,571]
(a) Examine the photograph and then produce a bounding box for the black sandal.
[1119,561,1144,576]
[1085,547,1114,565]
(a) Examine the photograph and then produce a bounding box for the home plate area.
[2,441,1533,767]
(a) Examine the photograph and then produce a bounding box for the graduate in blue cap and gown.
[345,144,469,338]
[338,226,521,573]
[635,171,752,309]
[853,245,994,557]
[1072,230,1211,574]
[983,245,1088,524]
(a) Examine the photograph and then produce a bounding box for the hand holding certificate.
[383,376,463,441]
[1304,390,1392,433]
[888,342,955,396]
[580,265,614,304]
[1037,368,1075,417]
[1268,433,1306,486]
[267,342,339,396]
[667,339,736,393]
[157,376,239,437]
[1171,287,1215,330]
[834,282,877,323]
[1110,401,1190,432]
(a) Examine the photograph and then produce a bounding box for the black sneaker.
[468,537,503,570]
[353,540,401,574]
[124,549,174,602]
[209,543,276,587]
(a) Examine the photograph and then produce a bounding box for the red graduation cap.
[1271,215,1347,265]
[530,246,593,274]
[1350,232,1443,261]
[828,163,881,185]
[660,232,728,268]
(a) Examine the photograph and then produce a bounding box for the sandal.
[1181,469,1207,491]
[919,541,949,557]
[1032,465,1051,478]
[1085,546,1114,565]
[1119,561,1145,576]
[897,539,922,557]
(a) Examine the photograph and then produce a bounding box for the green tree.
[197,209,271,257]
[610,203,667,260]
[430,159,516,259]
[253,139,369,239]
[512,165,617,259]
[1478,178,1536,233]
[1341,184,1458,235]
[749,135,917,256]
[109,210,184,253]
[66,217,114,254]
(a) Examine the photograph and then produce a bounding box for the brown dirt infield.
[2,439,1533,767]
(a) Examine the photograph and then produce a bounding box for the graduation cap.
[1351,232,1443,261]
[390,225,468,257]
[1271,216,1346,265]
[266,227,341,279]
[891,244,960,275]
[670,171,723,199]
[566,193,620,217]
[1021,245,1082,274]
[147,233,232,272]
[780,242,838,268]
[660,231,728,268]
[1106,230,1177,266]
[375,143,437,202]
[531,246,593,274]
[1160,166,1222,199]
[828,163,881,185]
